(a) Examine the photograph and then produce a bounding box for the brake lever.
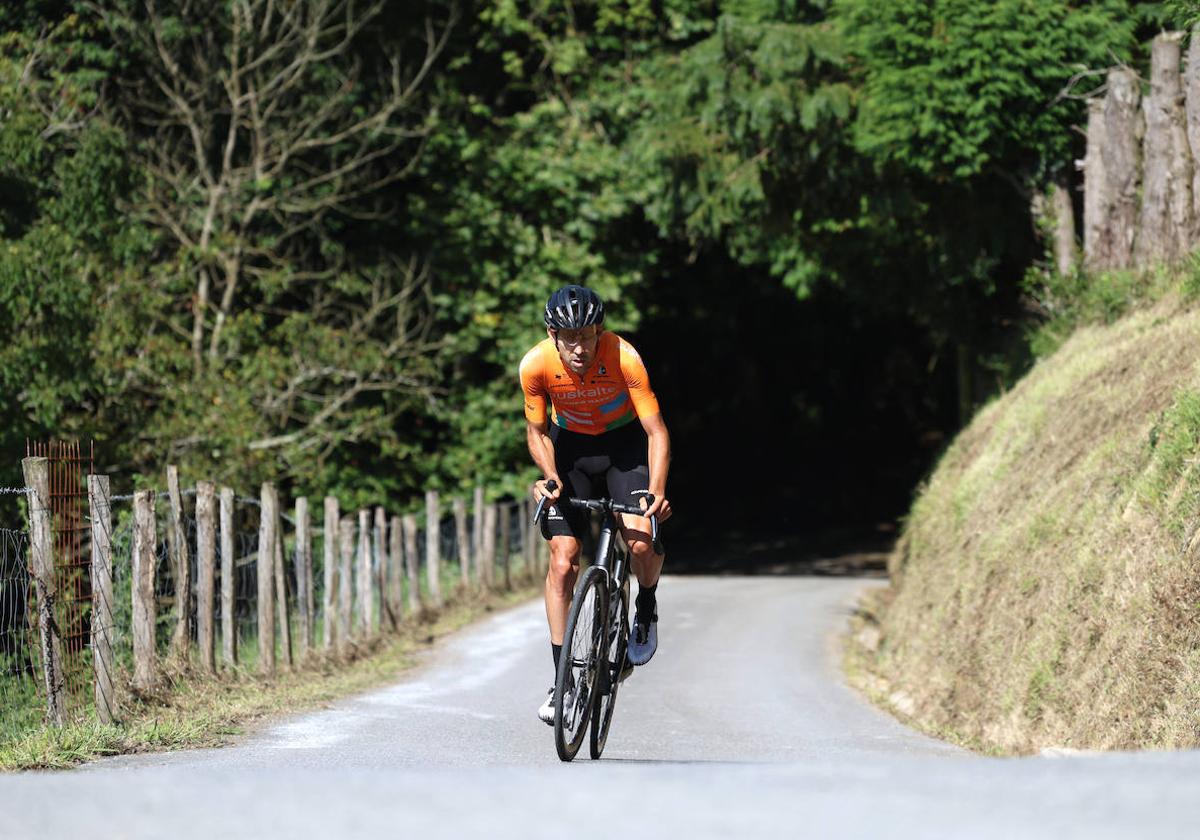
[643,493,663,555]
[532,479,559,524]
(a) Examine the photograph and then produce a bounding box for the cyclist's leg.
[605,425,664,588]
[606,432,664,664]
[544,428,594,659]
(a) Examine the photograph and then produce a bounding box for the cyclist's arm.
[617,336,671,519]
[526,419,562,500]
[640,411,671,505]
[520,348,561,501]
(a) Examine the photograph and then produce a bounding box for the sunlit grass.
[0,582,539,771]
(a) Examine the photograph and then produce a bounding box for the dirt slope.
[853,294,1200,753]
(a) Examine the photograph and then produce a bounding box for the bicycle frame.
[592,511,629,590]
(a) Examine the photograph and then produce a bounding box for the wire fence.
[0,528,39,738]
[2,469,540,744]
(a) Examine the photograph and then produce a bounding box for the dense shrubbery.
[0,1,1173,515]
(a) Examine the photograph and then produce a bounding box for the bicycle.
[533,480,663,762]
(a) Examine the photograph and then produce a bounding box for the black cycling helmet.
[543,284,605,330]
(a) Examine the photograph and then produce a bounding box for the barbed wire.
[0,487,30,495]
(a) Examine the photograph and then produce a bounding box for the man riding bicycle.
[521,284,672,725]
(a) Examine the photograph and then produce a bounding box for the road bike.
[533,481,663,762]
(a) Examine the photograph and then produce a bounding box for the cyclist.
[521,284,672,725]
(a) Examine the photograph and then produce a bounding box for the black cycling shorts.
[542,421,650,540]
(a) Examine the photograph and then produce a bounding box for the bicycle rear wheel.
[590,577,629,759]
[554,566,607,762]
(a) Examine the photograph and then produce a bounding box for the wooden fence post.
[403,513,420,613]
[375,507,395,631]
[23,458,64,724]
[426,491,442,608]
[389,515,403,623]
[338,514,354,651]
[166,465,192,661]
[274,510,292,668]
[88,474,114,724]
[295,497,312,659]
[220,487,237,667]
[481,503,497,590]
[323,497,339,652]
[522,498,536,584]
[258,482,277,675]
[537,514,549,575]
[196,481,217,673]
[357,508,372,635]
[499,504,511,591]
[454,497,471,590]
[472,486,484,582]
[131,489,158,694]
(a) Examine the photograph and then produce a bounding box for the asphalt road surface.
[3,576,1199,838]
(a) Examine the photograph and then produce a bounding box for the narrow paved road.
[4,577,1199,838]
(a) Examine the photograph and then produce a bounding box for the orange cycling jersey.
[520,332,661,435]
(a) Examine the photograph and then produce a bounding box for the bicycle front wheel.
[554,566,608,762]
[590,576,629,759]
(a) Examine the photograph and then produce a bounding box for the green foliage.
[414,94,646,495]
[627,11,855,294]
[0,0,1164,517]
[1137,388,1200,541]
[1022,263,1179,358]
[840,0,1135,180]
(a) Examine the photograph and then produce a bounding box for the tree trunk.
[1186,27,1200,238]
[1094,67,1142,269]
[1136,32,1192,266]
[1082,98,1108,268]
[1033,177,1078,276]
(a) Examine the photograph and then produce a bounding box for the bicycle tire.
[554,566,607,762]
[589,576,629,759]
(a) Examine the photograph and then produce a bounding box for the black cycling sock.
[635,583,657,621]
[551,643,562,677]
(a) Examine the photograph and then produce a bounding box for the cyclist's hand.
[641,493,672,523]
[533,477,562,503]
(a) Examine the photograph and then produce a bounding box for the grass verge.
[847,288,1200,755]
[1,585,538,771]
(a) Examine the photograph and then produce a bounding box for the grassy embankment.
[848,271,1200,754]
[0,584,538,770]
